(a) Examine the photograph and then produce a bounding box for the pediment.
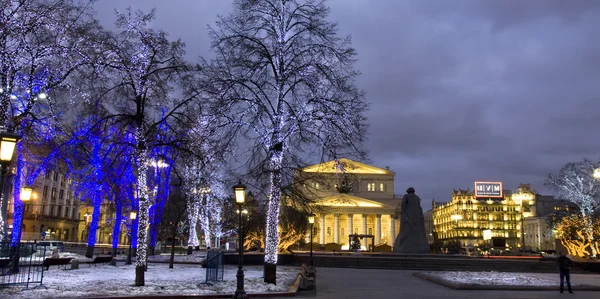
[302,158,392,175]
[317,194,383,207]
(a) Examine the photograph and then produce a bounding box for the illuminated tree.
[554,213,593,257]
[84,8,201,285]
[0,0,98,244]
[205,0,367,283]
[546,158,600,257]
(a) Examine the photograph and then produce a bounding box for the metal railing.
[0,241,46,289]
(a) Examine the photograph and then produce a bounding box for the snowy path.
[4,264,298,298]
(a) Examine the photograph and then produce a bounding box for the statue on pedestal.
[393,187,429,254]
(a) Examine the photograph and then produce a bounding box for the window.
[45,171,51,179]
[53,172,58,181]
[59,190,64,200]
[43,186,49,199]
[341,228,345,236]
[379,183,385,192]
[65,207,69,218]
[57,206,62,216]
[367,183,376,191]
[368,227,372,235]
[51,188,56,200]
[327,227,331,236]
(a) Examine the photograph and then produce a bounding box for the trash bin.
[71,260,79,270]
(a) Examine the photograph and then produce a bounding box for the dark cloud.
[92,0,600,209]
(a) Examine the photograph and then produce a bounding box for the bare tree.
[0,0,98,244]
[546,158,600,257]
[83,8,202,286]
[205,0,367,283]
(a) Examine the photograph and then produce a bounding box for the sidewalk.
[298,267,600,299]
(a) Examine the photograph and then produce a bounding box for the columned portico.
[375,214,382,244]
[319,214,325,244]
[334,214,340,243]
[309,194,397,247]
[348,214,354,236]
[389,216,396,244]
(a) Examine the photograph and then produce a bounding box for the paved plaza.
[294,267,600,299]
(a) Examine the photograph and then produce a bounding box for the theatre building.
[298,159,401,250]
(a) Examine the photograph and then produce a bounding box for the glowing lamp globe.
[308,215,315,224]
[233,181,247,204]
[130,211,137,220]
[20,187,33,201]
[0,132,20,164]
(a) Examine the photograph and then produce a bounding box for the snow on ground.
[423,271,579,286]
[4,263,299,298]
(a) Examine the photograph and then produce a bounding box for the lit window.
[379,183,385,192]
[368,183,375,191]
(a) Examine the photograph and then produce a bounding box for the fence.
[0,241,46,289]
[202,249,224,285]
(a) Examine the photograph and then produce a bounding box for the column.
[389,216,396,246]
[347,214,354,236]
[362,214,367,235]
[334,214,340,243]
[375,214,382,245]
[319,214,325,244]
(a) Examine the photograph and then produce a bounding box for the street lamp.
[308,215,315,267]
[0,131,21,242]
[450,214,463,249]
[232,181,248,299]
[127,211,137,265]
[20,187,33,201]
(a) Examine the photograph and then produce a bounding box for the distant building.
[298,159,400,249]
[7,167,81,241]
[431,183,573,251]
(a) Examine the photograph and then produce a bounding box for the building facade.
[7,168,81,241]
[299,159,401,249]
[430,183,574,251]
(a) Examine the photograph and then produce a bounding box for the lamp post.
[450,214,462,250]
[308,215,315,267]
[232,181,248,299]
[127,211,137,265]
[0,131,20,242]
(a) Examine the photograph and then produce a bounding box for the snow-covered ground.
[422,271,579,286]
[4,264,299,298]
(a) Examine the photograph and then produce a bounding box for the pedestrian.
[557,251,573,294]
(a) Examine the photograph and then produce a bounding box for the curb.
[80,272,303,299]
[412,272,600,291]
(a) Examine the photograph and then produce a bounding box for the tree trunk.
[134,144,150,286]
[10,145,24,245]
[111,200,123,257]
[170,227,177,269]
[582,212,597,258]
[264,148,283,284]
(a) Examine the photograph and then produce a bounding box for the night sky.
[93,0,600,208]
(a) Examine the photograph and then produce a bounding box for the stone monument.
[393,187,429,253]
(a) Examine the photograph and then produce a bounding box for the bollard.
[71,260,80,270]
